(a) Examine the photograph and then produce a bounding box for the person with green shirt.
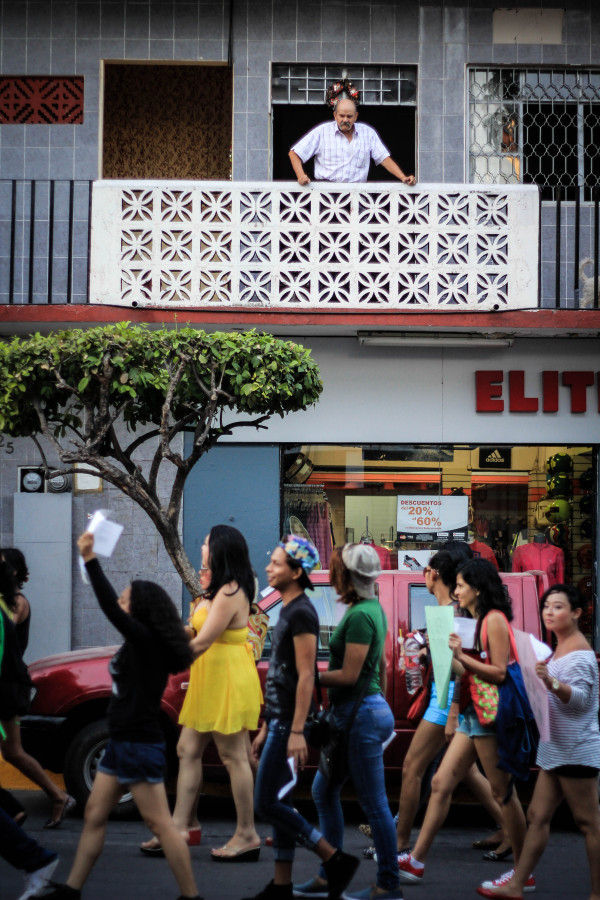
[294,544,402,900]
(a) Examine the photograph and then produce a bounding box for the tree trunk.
[159,522,201,600]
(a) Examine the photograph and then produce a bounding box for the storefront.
[183,336,599,645]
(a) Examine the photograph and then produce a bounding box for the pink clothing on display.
[366,542,393,570]
[307,503,333,569]
[511,541,565,596]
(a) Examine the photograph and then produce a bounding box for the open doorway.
[102,63,232,180]
[273,103,416,182]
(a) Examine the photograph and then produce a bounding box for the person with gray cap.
[246,536,359,900]
[295,544,403,900]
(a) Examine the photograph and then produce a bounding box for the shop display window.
[282,444,595,639]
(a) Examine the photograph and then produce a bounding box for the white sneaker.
[480,869,536,893]
[19,857,59,900]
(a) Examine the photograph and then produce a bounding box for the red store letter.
[508,371,538,412]
[562,371,594,413]
[476,371,504,412]
[542,371,559,413]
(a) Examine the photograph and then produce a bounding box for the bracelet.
[290,730,304,735]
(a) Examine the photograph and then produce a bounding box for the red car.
[21,569,545,816]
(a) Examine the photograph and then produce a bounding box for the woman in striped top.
[477,583,600,900]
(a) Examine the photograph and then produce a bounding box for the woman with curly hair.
[0,552,75,829]
[398,558,527,889]
[141,524,263,861]
[40,532,200,900]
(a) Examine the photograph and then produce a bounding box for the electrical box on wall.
[17,467,72,494]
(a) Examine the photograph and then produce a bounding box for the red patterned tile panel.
[0,76,84,124]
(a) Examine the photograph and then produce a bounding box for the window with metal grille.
[469,68,600,202]
[272,64,417,106]
[271,65,417,181]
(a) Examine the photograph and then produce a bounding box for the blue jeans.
[312,694,399,891]
[254,718,323,862]
[0,806,57,873]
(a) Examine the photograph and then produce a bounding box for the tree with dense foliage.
[0,324,322,596]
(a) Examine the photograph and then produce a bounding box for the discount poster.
[396,495,469,542]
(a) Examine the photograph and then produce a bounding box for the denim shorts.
[423,681,456,726]
[457,703,495,739]
[97,739,166,785]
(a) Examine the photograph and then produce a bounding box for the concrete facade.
[1,0,600,652]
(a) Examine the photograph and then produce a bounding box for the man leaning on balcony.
[289,79,416,187]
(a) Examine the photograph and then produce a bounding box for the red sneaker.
[397,853,424,884]
[479,869,535,893]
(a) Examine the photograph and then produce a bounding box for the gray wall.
[0,1,598,183]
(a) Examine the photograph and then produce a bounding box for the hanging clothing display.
[283,484,333,568]
[511,539,566,598]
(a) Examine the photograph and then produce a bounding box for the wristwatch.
[551,677,560,693]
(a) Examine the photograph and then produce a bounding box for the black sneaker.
[323,850,360,900]
[33,883,81,900]
[242,882,294,900]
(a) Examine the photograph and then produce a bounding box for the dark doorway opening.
[273,104,416,182]
[102,63,232,180]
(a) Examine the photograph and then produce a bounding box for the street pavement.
[2,790,592,900]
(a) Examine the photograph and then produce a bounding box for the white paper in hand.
[277,757,297,799]
[87,510,124,557]
[453,617,477,650]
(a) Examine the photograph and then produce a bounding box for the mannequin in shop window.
[360,527,392,571]
[468,533,499,571]
[511,531,565,592]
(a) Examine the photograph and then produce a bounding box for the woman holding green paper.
[394,547,506,858]
[398,558,527,887]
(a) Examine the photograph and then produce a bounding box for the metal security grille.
[469,68,600,201]
[272,65,417,106]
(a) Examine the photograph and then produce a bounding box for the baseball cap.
[341,543,381,598]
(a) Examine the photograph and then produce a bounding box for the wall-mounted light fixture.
[357,332,514,348]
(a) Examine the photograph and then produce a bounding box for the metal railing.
[4,177,600,311]
[550,186,600,309]
[0,180,92,305]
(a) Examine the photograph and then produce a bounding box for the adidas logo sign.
[485,450,504,463]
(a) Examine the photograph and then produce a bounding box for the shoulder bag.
[480,614,539,780]
[319,605,387,785]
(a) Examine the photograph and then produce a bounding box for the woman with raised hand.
[477,584,600,900]
[39,532,200,900]
[141,524,262,861]
[397,558,527,889]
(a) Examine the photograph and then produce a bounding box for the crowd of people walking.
[1,530,600,900]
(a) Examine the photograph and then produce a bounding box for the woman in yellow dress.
[141,525,263,860]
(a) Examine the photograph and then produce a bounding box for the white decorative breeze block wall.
[90,182,540,310]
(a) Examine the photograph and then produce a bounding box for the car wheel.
[63,719,136,819]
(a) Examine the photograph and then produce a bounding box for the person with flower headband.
[246,535,359,900]
[289,79,416,186]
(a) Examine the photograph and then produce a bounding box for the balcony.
[2,178,600,332]
[90,181,539,312]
